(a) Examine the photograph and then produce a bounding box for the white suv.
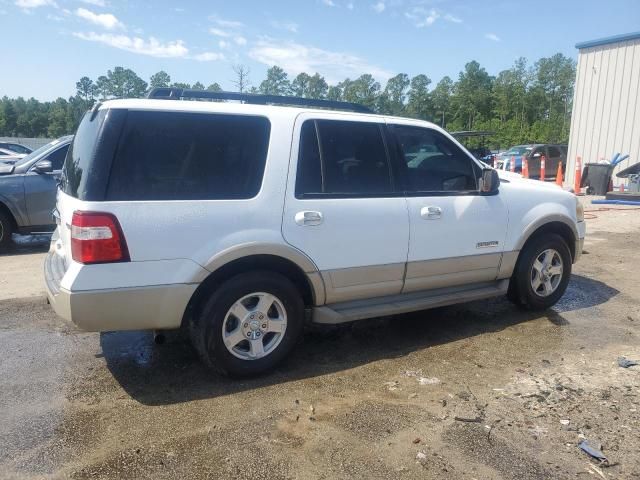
[45,89,585,376]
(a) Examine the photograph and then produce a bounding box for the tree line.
[0,53,575,149]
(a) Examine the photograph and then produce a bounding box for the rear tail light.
[71,211,130,264]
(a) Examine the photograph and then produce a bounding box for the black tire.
[189,270,304,377]
[0,210,14,252]
[508,233,572,310]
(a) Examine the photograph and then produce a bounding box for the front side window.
[45,144,70,170]
[106,111,271,201]
[295,119,392,197]
[392,125,478,192]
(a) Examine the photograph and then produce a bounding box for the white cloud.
[209,14,244,29]
[485,32,500,42]
[209,27,231,37]
[193,52,224,62]
[270,20,298,33]
[73,32,189,58]
[249,39,392,84]
[234,36,247,46]
[372,1,385,13]
[405,7,440,27]
[346,2,354,10]
[322,0,336,6]
[79,0,106,6]
[15,0,56,10]
[218,40,229,49]
[444,13,462,23]
[75,7,123,30]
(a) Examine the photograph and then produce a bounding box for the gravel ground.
[0,198,639,479]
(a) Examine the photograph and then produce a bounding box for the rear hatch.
[56,107,126,267]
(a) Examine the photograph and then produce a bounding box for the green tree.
[431,76,453,127]
[75,76,97,102]
[306,73,328,99]
[47,98,69,137]
[149,70,171,88]
[378,73,410,116]
[1,98,17,135]
[406,74,431,120]
[105,67,148,98]
[171,82,191,89]
[207,82,222,92]
[291,72,311,97]
[452,61,493,130]
[192,81,205,90]
[341,74,380,110]
[259,66,291,95]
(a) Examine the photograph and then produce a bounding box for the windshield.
[503,146,532,156]
[14,138,64,167]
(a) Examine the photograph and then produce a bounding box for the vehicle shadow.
[100,273,618,406]
[0,234,50,257]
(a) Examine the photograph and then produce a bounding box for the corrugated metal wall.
[0,137,53,150]
[566,37,640,188]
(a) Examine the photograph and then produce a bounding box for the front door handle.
[295,211,324,226]
[420,206,442,220]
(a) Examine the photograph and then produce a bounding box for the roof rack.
[146,87,374,114]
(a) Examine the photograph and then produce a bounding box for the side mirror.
[34,160,53,174]
[480,168,500,195]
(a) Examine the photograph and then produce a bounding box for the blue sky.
[2,0,639,100]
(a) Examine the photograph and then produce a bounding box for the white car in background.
[45,89,586,377]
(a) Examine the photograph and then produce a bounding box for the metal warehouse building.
[566,31,640,189]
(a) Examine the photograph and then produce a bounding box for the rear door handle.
[295,211,323,226]
[420,206,442,220]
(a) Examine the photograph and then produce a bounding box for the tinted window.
[295,121,322,196]
[106,111,270,201]
[393,125,478,192]
[547,146,561,158]
[296,119,392,196]
[45,144,69,170]
[63,110,107,198]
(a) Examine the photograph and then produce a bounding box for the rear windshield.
[105,111,271,201]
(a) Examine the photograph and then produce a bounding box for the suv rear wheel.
[189,270,304,377]
[508,233,572,310]
[0,210,14,251]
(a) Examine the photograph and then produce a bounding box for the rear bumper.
[574,221,586,263]
[44,252,198,331]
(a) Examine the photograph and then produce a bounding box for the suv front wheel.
[508,233,572,310]
[190,271,304,377]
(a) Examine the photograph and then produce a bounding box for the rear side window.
[547,146,561,158]
[106,111,270,201]
[63,110,108,199]
[295,119,392,197]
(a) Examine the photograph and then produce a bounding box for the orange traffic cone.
[540,155,546,181]
[510,156,516,173]
[574,156,582,194]
[555,161,563,186]
[522,157,529,178]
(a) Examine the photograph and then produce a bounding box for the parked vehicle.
[45,90,585,377]
[495,144,568,178]
[0,148,25,164]
[0,142,33,155]
[0,136,72,250]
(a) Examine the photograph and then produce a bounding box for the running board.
[312,280,509,324]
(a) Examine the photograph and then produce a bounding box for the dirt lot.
[1,199,639,479]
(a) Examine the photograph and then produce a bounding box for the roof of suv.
[98,98,443,132]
